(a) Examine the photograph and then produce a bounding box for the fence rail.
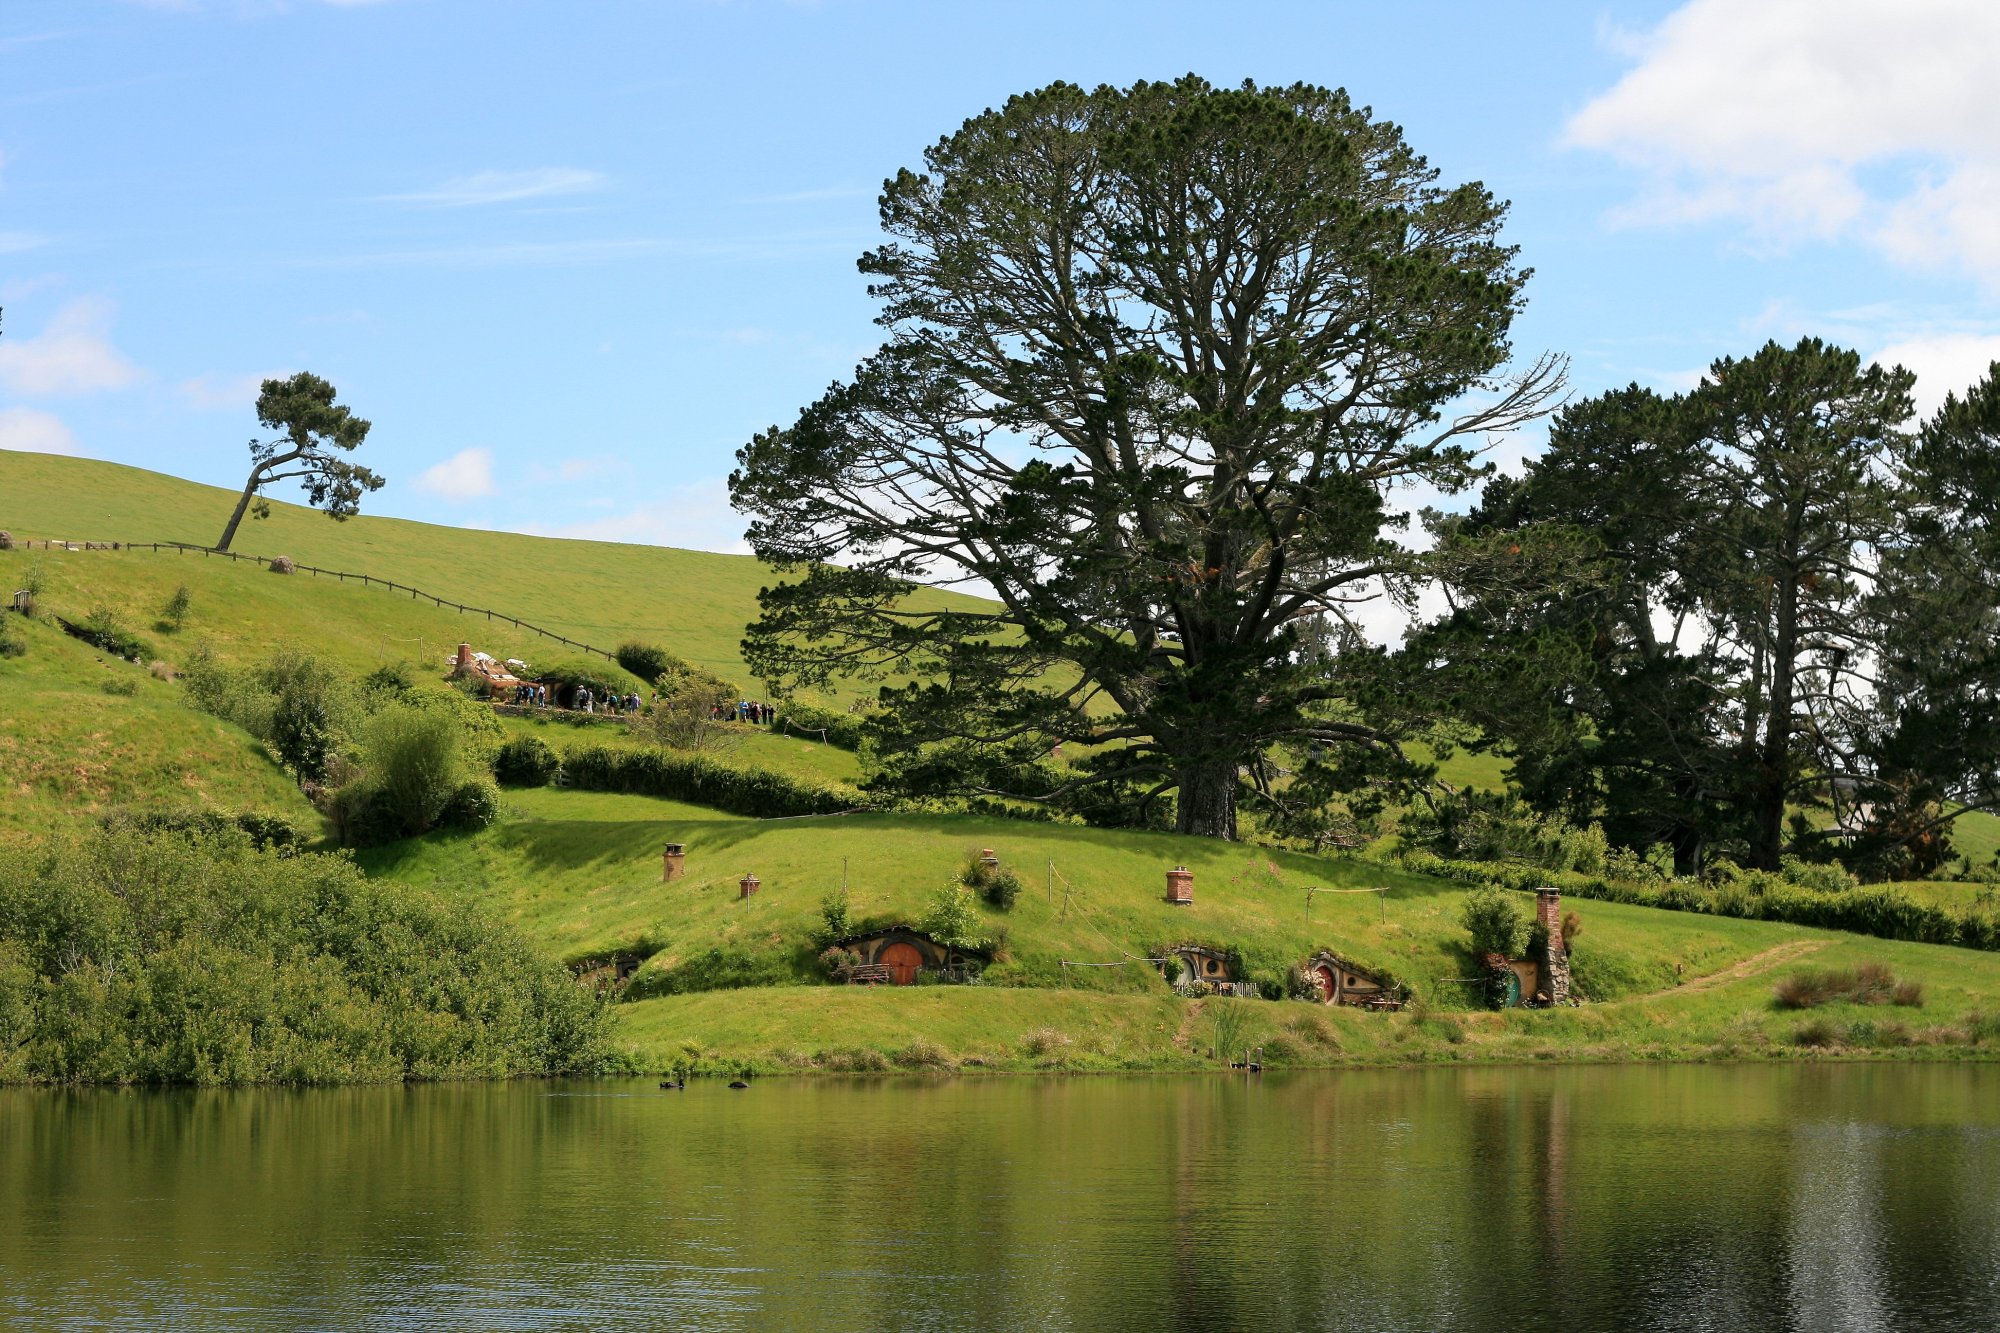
[0,537,618,661]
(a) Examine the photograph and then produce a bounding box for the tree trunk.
[1669,823,1704,879]
[1751,574,1800,871]
[1176,760,1239,840]
[215,469,264,552]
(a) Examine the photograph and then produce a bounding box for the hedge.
[558,744,870,819]
[1397,851,2000,952]
[781,702,870,751]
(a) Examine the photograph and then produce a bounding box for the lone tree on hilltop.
[729,76,1564,838]
[215,372,382,552]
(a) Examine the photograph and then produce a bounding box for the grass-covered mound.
[0,820,618,1085]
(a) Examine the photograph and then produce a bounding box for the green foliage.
[779,701,870,751]
[557,743,867,819]
[959,848,1022,910]
[441,778,502,832]
[356,703,464,839]
[812,891,851,949]
[493,734,561,787]
[98,676,138,697]
[919,883,984,952]
[217,372,382,552]
[110,808,305,854]
[76,605,148,661]
[732,75,1561,839]
[159,583,192,632]
[260,647,354,783]
[1207,1000,1252,1064]
[630,676,735,752]
[0,617,24,659]
[1458,886,1527,958]
[1402,791,1608,874]
[534,658,629,707]
[613,641,677,683]
[0,823,615,1084]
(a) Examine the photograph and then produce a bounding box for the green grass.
[0,450,982,694]
[0,612,317,844]
[352,784,2000,1070]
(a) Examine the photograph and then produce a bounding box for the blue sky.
[3,0,1998,556]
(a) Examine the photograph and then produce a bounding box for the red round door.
[1314,964,1337,1003]
[879,941,923,986]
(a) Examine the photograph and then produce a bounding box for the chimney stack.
[455,642,472,673]
[739,873,761,900]
[1535,887,1570,1004]
[1166,865,1194,906]
[662,842,686,883]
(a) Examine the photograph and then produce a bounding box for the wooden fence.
[0,538,617,661]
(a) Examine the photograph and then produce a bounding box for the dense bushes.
[1458,886,1526,957]
[960,848,1022,909]
[558,743,867,818]
[613,641,678,683]
[1399,849,2000,953]
[781,701,871,751]
[0,824,617,1084]
[494,734,561,786]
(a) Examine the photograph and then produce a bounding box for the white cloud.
[527,476,752,555]
[0,406,82,455]
[177,371,277,411]
[1567,0,2000,285]
[379,168,605,209]
[1871,332,2000,417]
[0,297,143,395]
[411,447,497,503]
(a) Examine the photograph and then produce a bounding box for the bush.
[257,649,358,784]
[557,743,868,819]
[359,704,464,839]
[327,782,404,849]
[894,1038,956,1070]
[1021,1027,1072,1058]
[920,883,985,952]
[441,779,501,831]
[0,618,24,659]
[780,701,872,751]
[159,584,192,633]
[0,823,617,1084]
[817,945,863,981]
[1772,963,1924,1011]
[813,892,852,949]
[494,735,561,787]
[614,641,678,683]
[1790,1018,1844,1048]
[76,605,148,660]
[1459,886,1527,958]
[960,848,1023,909]
[98,677,137,697]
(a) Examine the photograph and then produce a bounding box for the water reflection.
[2,1066,1996,1331]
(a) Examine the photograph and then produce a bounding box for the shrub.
[1790,1018,1844,1048]
[960,848,1022,909]
[614,641,678,683]
[360,704,464,837]
[98,677,137,697]
[159,584,192,633]
[77,605,147,660]
[1021,1027,1072,1057]
[813,892,851,949]
[920,883,984,952]
[441,779,501,831]
[1208,999,1252,1063]
[493,734,560,787]
[817,946,863,981]
[0,822,617,1084]
[894,1038,956,1070]
[557,743,868,819]
[1459,886,1527,958]
[1772,963,1923,1010]
[630,678,736,752]
[780,701,872,751]
[1285,963,1323,1002]
[259,648,357,784]
[327,782,404,849]
[0,619,24,659]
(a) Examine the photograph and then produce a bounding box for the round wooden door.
[1313,963,1337,1004]
[879,941,923,986]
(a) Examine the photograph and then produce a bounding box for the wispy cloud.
[0,232,46,254]
[379,167,606,209]
[1567,0,2000,289]
[525,476,751,555]
[178,370,278,411]
[0,406,82,456]
[0,297,143,396]
[411,447,498,503]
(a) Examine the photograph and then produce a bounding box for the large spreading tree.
[730,77,1562,838]
[215,373,381,552]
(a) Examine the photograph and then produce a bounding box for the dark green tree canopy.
[215,372,381,552]
[731,76,1563,838]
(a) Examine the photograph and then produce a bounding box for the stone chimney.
[1535,887,1570,1004]
[739,873,761,900]
[455,642,472,673]
[979,848,999,869]
[662,842,686,883]
[1166,865,1194,906]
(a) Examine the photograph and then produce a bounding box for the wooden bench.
[845,965,893,985]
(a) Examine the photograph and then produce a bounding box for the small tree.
[631,677,736,752]
[159,585,192,633]
[919,883,984,952]
[215,373,382,552]
[362,704,463,835]
[1458,886,1526,958]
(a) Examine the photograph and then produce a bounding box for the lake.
[3,1065,1997,1331]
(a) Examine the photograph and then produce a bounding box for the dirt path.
[1603,937,1832,1007]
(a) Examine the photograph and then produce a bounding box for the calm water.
[4,1066,1998,1331]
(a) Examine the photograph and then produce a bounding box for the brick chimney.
[739,873,761,900]
[455,642,472,673]
[1166,865,1194,906]
[662,842,686,883]
[1535,887,1570,1004]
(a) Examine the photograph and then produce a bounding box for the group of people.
[508,683,551,707]
[712,700,779,726]
[573,686,646,715]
